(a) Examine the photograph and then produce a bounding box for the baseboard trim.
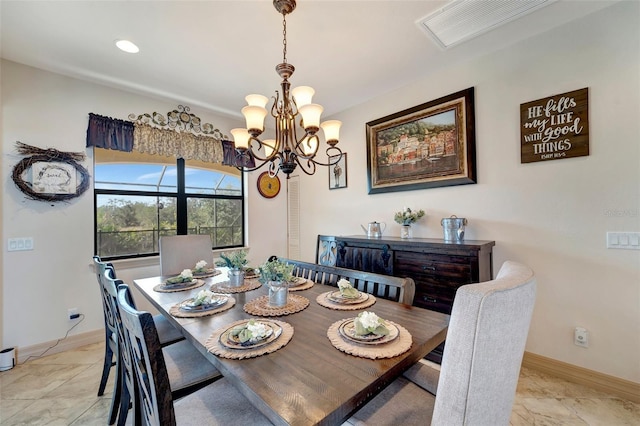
[16,329,103,364]
[522,352,640,403]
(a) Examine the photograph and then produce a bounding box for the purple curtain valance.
[86,113,134,152]
[222,140,256,168]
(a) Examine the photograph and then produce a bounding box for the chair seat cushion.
[346,377,435,426]
[153,313,184,346]
[163,340,221,392]
[173,377,272,425]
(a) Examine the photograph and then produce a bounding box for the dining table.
[133,267,449,426]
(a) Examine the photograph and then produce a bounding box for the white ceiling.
[1,1,617,119]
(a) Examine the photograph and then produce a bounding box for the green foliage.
[258,259,293,284]
[216,250,248,269]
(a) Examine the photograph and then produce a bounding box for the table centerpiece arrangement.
[217,249,249,287]
[258,258,294,308]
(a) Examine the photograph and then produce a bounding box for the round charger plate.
[338,319,399,345]
[164,278,197,288]
[178,295,228,312]
[316,292,377,311]
[154,279,205,293]
[327,319,412,359]
[288,276,307,287]
[192,268,222,279]
[328,290,369,305]
[206,319,293,359]
[219,320,283,350]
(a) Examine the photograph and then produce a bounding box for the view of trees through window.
[94,148,244,259]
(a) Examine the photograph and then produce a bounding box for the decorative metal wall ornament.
[128,104,228,139]
[11,142,91,203]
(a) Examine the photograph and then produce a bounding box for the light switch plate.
[7,237,34,252]
[607,232,640,250]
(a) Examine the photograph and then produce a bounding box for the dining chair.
[94,256,185,424]
[279,257,415,304]
[316,234,337,266]
[116,285,273,426]
[159,234,213,276]
[108,280,223,426]
[345,260,537,425]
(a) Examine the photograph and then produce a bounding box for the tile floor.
[0,342,638,425]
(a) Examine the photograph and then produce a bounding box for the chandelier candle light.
[230,0,342,178]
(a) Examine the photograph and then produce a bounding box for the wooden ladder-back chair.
[346,261,537,425]
[159,235,213,276]
[101,274,222,425]
[116,285,272,426]
[278,257,415,305]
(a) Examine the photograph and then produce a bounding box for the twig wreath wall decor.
[11,142,91,203]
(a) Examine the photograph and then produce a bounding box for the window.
[94,148,244,259]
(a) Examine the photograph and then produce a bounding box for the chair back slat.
[279,258,415,304]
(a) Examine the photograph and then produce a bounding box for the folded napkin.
[167,269,193,284]
[337,279,360,298]
[354,311,389,336]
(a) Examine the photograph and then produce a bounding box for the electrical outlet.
[68,308,80,320]
[574,327,589,348]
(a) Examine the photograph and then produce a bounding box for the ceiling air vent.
[417,0,556,49]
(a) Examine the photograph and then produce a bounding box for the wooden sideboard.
[333,235,495,362]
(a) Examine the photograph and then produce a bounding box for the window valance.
[86,106,254,167]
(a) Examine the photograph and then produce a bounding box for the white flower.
[180,269,193,279]
[195,260,207,270]
[193,289,214,305]
[357,311,381,330]
[246,320,269,339]
[337,279,351,290]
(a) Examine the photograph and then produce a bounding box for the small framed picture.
[329,153,347,190]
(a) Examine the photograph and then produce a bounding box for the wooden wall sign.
[520,88,589,163]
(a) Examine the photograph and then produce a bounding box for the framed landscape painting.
[365,88,477,194]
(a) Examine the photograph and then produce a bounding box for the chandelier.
[230,0,342,178]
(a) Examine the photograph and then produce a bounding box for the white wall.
[1,60,287,351]
[298,2,639,383]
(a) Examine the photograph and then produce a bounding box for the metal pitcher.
[360,221,386,238]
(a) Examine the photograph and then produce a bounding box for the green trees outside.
[96,196,242,257]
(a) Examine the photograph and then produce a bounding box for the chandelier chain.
[282,14,288,64]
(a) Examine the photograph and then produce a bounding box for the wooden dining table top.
[133,269,449,426]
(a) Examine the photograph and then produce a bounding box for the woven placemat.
[244,294,310,317]
[209,279,262,294]
[192,268,222,279]
[316,291,376,311]
[288,278,314,292]
[153,279,205,293]
[327,319,412,359]
[169,296,236,318]
[205,319,294,360]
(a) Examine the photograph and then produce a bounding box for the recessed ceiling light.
[115,39,140,54]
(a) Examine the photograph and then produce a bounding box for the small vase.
[400,225,411,239]
[267,280,289,307]
[228,268,245,287]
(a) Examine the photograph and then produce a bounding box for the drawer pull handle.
[422,265,436,271]
[422,295,437,303]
